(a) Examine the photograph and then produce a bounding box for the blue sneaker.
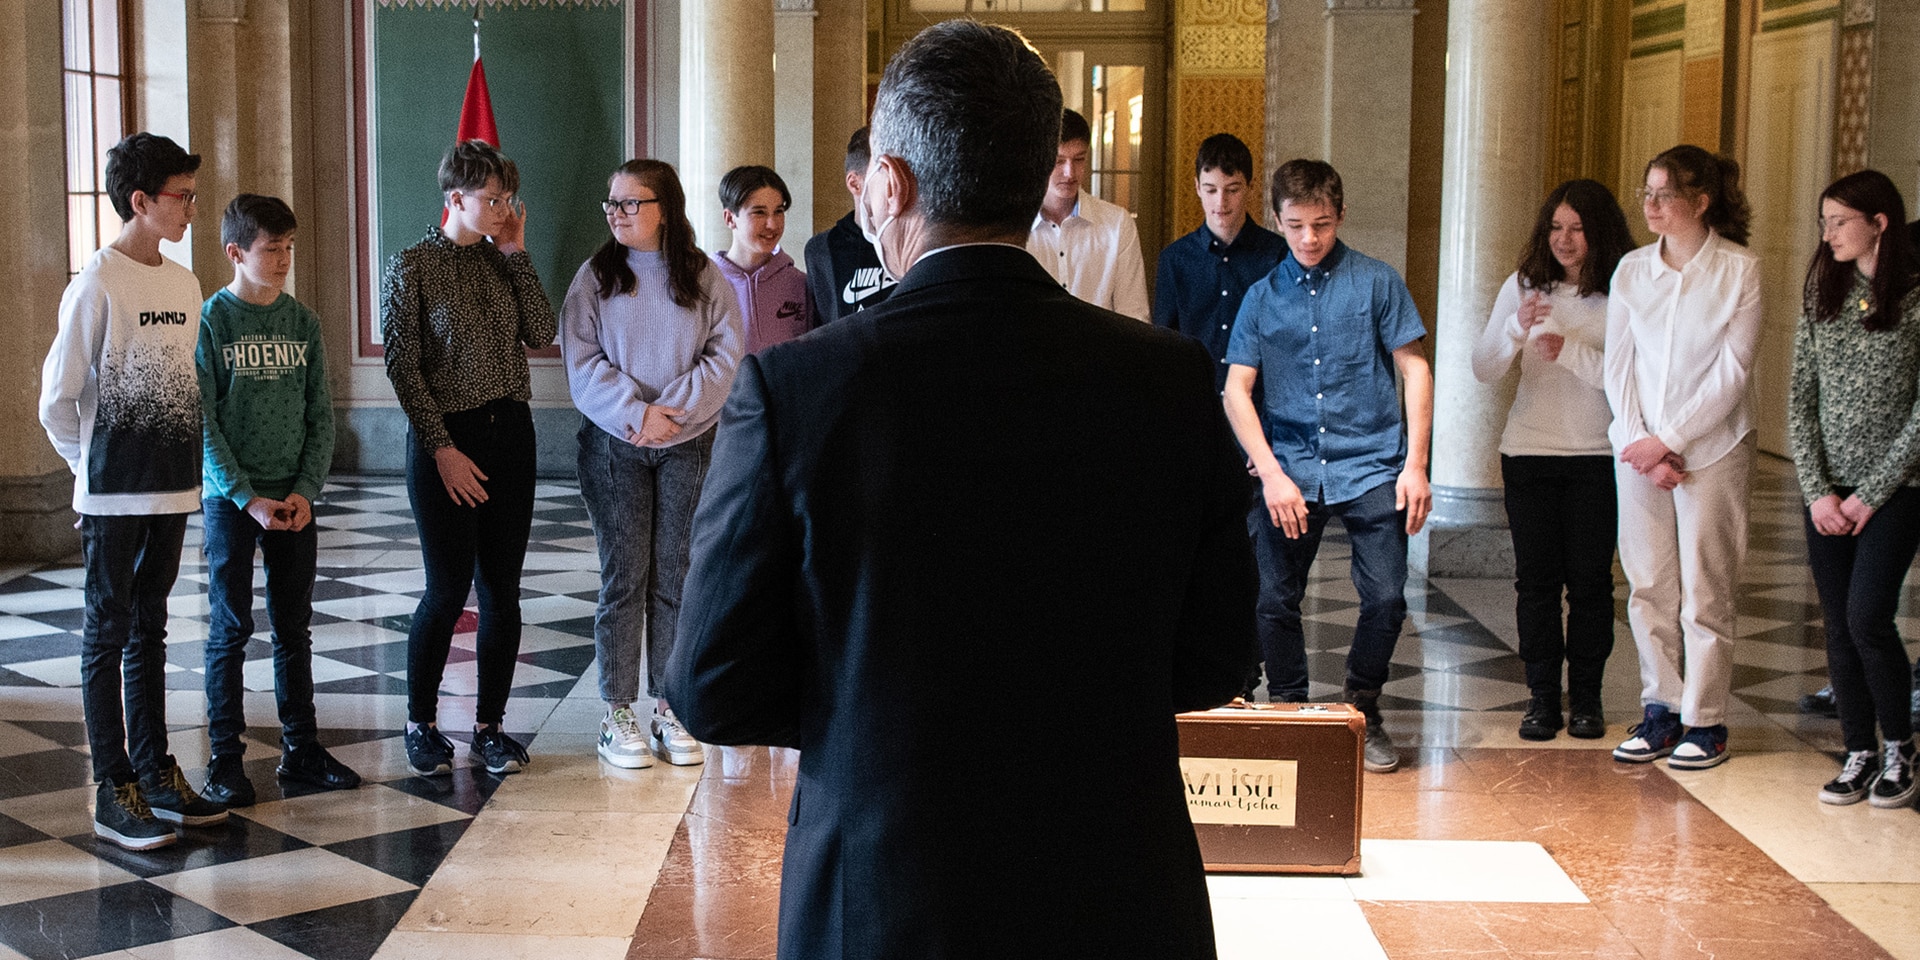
[1612,704,1682,763]
[1667,724,1729,769]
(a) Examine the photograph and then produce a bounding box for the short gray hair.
[869,20,1061,233]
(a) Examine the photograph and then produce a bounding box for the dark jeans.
[578,420,713,704]
[80,513,188,784]
[1252,480,1407,699]
[202,496,320,758]
[1805,485,1920,752]
[405,398,537,727]
[1500,455,1618,702]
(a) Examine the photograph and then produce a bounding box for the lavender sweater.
[560,250,744,447]
[711,249,812,354]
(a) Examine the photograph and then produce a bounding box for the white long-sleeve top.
[1026,190,1150,321]
[1603,231,1763,470]
[1470,273,1612,457]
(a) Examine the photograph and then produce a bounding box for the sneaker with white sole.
[93,780,176,851]
[471,726,530,775]
[1613,703,1682,763]
[1667,724,1729,770]
[1818,749,1880,805]
[140,759,229,826]
[598,706,654,769]
[650,706,705,766]
[1869,738,1918,809]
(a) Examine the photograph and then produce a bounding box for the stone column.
[1322,0,1418,274]
[1417,0,1553,577]
[774,0,816,236]
[682,0,776,250]
[188,0,295,298]
[810,0,867,234]
[0,0,84,558]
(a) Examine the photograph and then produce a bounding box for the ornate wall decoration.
[1179,25,1266,71]
[1843,0,1875,27]
[1173,76,1266,230]
[1833,25,1873,176]
[374,1,620,8]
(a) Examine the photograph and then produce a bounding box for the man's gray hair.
[869,20,1062,234]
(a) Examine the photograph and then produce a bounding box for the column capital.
[1844,0,1875,27]
[774,0,818,12]
[1324,0,1417,14]
[194,0,245,24]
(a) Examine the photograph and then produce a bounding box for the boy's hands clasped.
[244,492,314,532]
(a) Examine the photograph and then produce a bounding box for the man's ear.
[225,242,245,265]
[871,154,916,221]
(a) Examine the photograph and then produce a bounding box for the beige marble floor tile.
[0,942,28,960]
[311,691,410,729]
[115,924,319,959]
[537,695,616,735]
[397,810,682,938]
[1212,898,1386,960]
[486,739,702,813]
[0,720,63,758]
[1664,751,1920,884]
[309,734,416,784]
[0,687,83,721]
[149,847,416,924]
[1808,883,1920,960]
[236,781,470,846]
[0,839,138,907]
[0,784,97,839]
[372,932,633,960]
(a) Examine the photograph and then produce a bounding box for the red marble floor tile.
[705,745,799,782]
[1550,837,1828,906]
[1597,901,1898,960]
[1363,747,1499,794]
[1456,748,1685,799]
[686,777,796,831]
[1360,901,1643,958]
[1504,789,1750,847]
[655,818,787,887]
[1362,785,1534,841]
[627,883,780,960]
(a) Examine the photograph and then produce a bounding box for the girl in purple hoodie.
[712,165,812,353]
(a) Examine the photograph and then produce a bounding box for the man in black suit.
[668,19,1256,959]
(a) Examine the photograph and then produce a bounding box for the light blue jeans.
[577,418,713,704]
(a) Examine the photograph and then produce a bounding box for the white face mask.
[855,157,900,281]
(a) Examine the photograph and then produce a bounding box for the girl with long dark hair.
[1791,169,1920,806]
[1470,179,1633,741]
[561,159,742,769]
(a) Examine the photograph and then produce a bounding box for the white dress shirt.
[1471,272,1613,457]
[1026,190,1150,321]
[1603,231,1763,470]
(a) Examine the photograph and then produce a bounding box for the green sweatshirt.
[197,289,334,508]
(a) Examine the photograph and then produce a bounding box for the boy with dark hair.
[1222,158,1434,774]
[712,164,810,353]
[40,131,228,850]
[1154,132,1286,396]
[1027,108,1150,321]
[804,127,895,325]
[197,194,358,807]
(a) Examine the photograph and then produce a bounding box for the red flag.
[457,56,500,147]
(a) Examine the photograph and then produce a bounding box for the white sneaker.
[598,706,654,769]
[650,706,706,766]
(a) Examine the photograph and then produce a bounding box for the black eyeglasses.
[602,198,661,216]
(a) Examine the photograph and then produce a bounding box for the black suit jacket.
[669,243,1257,959]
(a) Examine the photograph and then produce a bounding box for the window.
[62,0,129,275]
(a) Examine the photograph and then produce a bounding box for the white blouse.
[1471,272,1612,457]
[1604,231,1763,470]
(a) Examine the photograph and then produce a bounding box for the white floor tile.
[1212,898,1387,960]
[1343,840,1586,903]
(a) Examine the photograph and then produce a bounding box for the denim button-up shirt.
[1152,217,1287,394]
[1225,241,1426,504]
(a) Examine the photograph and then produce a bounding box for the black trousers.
[1500,455,1617,702]
[404,398,537,727]
[1805,485,1920,752]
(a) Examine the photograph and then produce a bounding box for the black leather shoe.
[201,754,256,807]
[1519,694,1563,741]
[1567,703,1607,740]
[1799,686,1838,718]
[277,742,362,791]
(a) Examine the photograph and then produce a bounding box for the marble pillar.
[682,0,776,251]
[1416,0,1553,577]
[774,0,816,238]
[188,0,295,299]
[809,0,866,234]
[0,0,84,558]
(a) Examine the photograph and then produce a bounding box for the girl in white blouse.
[1604,145,1762,771]
[1471,179,1634,743]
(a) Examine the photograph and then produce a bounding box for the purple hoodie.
[710,249,812,355]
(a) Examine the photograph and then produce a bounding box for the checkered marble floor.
[0,460,1906,959]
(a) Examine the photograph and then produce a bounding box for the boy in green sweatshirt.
[197,194,360,806]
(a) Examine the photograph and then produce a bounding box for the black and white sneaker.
[201,754,256,807]
[472,726,529,775]
[1869,739,1918,809]
[93,780,176,851]
[141,760,229,826]
[1819,749,1881,805]
[405,724,455,777]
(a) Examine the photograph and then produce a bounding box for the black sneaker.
[405,724,455,777]
[472,726,529,775]
[278,742,362,791]
[93,780,176,851]
[1819,749,1881,805]
[1519,694,1563,741]
[1567,701,1606,740]
[141,760,229,826]
[201,754,256,807]
[1799,685,1838,718]
[1870,739,1918,809]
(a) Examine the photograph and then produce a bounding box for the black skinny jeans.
[405,398,537,727]
[1500,455,1617,703]
[1805,485,1920,752]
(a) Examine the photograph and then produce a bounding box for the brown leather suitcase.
[1176,701,1365,875]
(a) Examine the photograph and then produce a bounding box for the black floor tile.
[0,748,93,800]
[0,880,235,960]
[0,631,81,664]
[0,812,50,849]
[74,811,310,878]
[19,608,86,632]
[312,673,412,696]
[320,640,415,673]
[0,666,52,687]
[323,818,470,886]
[250,888,418,960]
[0,575,75,595]
[308,579,390,602]
[537,615,595,638]
[519,644,595,676]
[381,766,503,816]
[5,720,88,747]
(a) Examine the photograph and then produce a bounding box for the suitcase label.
[1180,756,1299,827]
